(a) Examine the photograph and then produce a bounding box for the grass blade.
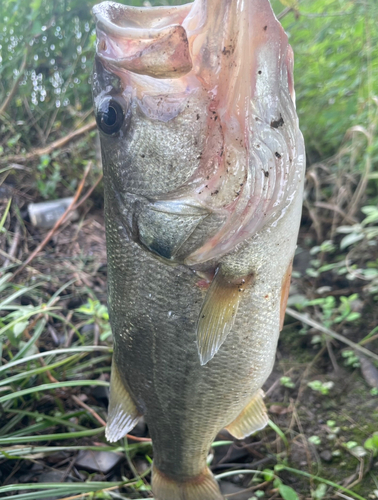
[5,408,88,431]
[268,419,289,448]
[0,354,81,387]
[0,379,109,404]
[12,317,46,361]
[0,346,110,374]
[0,197,12,231]
[275,465,366,500]
[0,427,105,444]
[0,442,148,459]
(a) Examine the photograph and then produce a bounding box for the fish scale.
[124,109,205,195]
[93,1,305,499]
[104,183,302,481]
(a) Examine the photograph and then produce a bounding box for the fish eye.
[96,96,125,135]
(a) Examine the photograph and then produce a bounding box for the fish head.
[93,0,305,263]
[92,1,216,200]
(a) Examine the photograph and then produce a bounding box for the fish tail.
[152,465,223,500]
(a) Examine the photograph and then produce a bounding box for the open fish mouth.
[93,1,193,78]
[93,0,305,264]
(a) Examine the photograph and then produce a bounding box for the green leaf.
[372,433,378,447]
[31,20,42,34]
[6,133,21,147]
[345,312,361,322]
[344,441,358,449]
[262,469,275,482]
[364,437,378,455]
[312,483,327,500]
[13,320,29,337]
[361,206,378,225]
[308,435,321,445]
[340,232,364,250]
[278,484,299,500]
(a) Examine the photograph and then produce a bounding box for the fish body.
[92,1,305,499]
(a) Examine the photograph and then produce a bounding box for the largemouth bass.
[92,1,305,499]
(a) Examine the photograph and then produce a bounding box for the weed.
[307,380,334,395]
[342,350,361,368]
[304,294,361,329]
[75,298,112,341]
[311,483,327,500]
[337,205,378,250]
[308,435,322,445]
[36,154,63,199]
[280,376,295,388]
[364,432,378,456]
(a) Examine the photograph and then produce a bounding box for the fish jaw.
[93,0,304,265]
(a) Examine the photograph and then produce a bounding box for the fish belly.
[105,181,302,481]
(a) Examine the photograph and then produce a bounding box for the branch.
[277,7,293,20]
[0,120,97,165]
[72,172,103,211]
[286,307,378,362]
[12,162,93,279]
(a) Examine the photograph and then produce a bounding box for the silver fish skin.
[92,1,305,499]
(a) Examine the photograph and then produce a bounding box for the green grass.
[0,261,375,498]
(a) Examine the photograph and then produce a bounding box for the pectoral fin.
[106,363,141,443]
[196,266,253,365]
[225,390,268,439]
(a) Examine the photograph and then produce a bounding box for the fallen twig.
[11,162,92,279]
[286,307,378,362]
[72,394,107,427]
[277,7,293,20]
[72,171,103,211]
[126,434,152,443]
[0,120,96,165]
[225,481,270,498]
[314,201,358,224]
[39,356,59,384]
[72,395,152,442]
[0,248,41,276]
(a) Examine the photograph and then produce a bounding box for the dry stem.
[12,161,93,279]
[0,120,96,165]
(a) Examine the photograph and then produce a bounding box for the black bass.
[92,1,305,499]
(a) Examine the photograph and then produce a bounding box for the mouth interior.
[93,2,193,35]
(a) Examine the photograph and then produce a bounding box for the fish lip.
[92,1,190,39]
[94,9,168,40]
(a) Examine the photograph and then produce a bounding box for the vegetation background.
[0,0,377,499]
